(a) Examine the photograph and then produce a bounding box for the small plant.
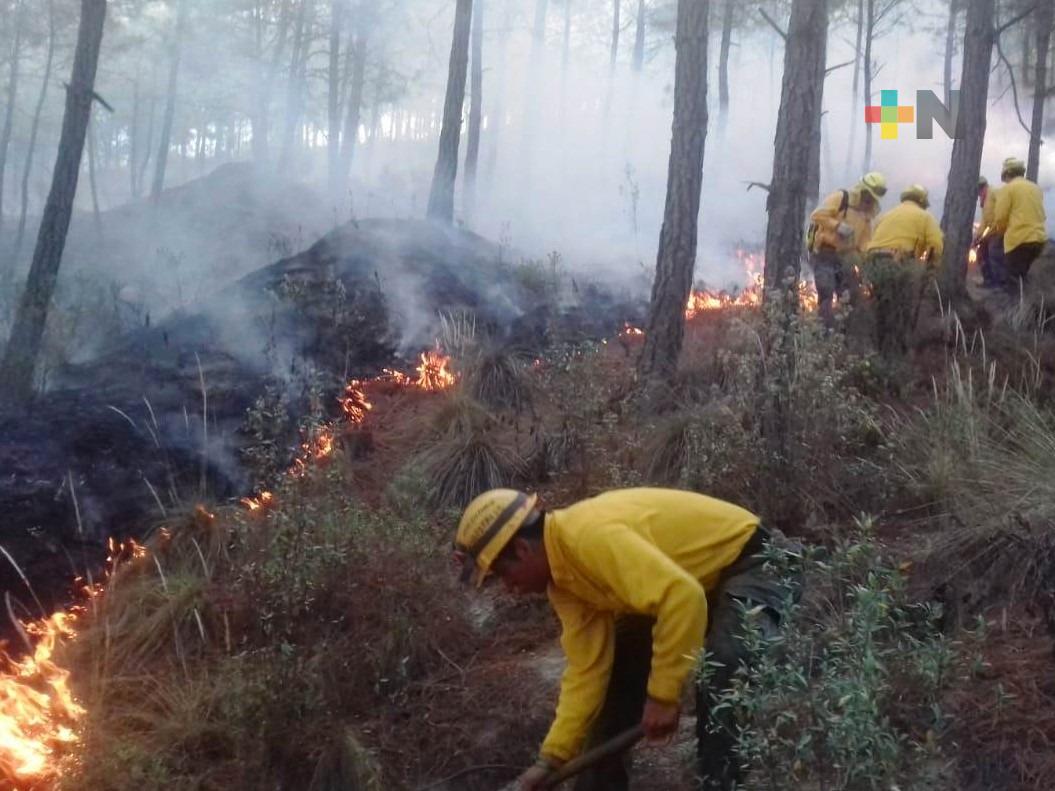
[712,521,961,790]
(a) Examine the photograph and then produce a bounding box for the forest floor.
[4,247,1055,790]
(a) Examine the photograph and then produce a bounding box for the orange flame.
[1,536,149,785]
[414,348,456,392]
[619,323,645,338]
[0,612,85,783]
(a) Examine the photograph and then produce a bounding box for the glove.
[836,222,854,242]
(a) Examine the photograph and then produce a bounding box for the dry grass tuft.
[464,346,533,413]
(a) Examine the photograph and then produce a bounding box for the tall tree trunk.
[279,0,314,172]
[845,0,863,176]
[339,29,367,189]
[633,0,646,71]
[151,0,189,201]
[464,0,484,222]
[610,0,621,71]
[139,89,156,198]
[426,0,473,224]
[519,0,548,175]
[0,0,107,406]
[14,0,57,263]
[0,0,27,239]
[328,0,343,200]
[763,0,829,502]
[561,0,572,104]
[718,0,733,116]
[87,114,102,235]
[940,0,994,301]
[862,0,875,172]
[252,0,292,163]
[765,0,828,297]
[130,75,140,196]
[806,105,823,209]
[1027,0,1051,181]
[637,0,709,383]
[944,0,959,103]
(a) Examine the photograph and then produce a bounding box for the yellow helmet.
[1001,157,1026,180]
[454,489,538,587]
[900,184,930,209]
[859,171,888,200]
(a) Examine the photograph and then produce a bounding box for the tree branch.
[994,34,1033,136]
[995,4,1036,36]
[759,9,787,41]
[825,58,856,76]
[745,181,772,193]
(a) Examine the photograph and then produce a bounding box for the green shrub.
[714,520,963,790]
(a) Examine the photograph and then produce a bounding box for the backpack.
[806,189,849,251]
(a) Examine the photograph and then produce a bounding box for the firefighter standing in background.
[992,157,1048,295]
[979,173,1009,289]
[454,488,790,791]
[864,184,943,357]
[808,171,887,329]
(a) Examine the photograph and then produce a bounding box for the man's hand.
[836,222,854,242]
[641,696,680,744]
[515,758,557,790]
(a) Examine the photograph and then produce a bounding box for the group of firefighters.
[447,163,1050,791]
[807,157,1048,351]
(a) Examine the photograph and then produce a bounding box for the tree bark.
[464,0,484,222]
[0,0,27,239]
[637,0,709,383]
[944,0,959,103]
[765,0,828,297]
[426,0,473,224]
[328,0,343,201]
[87,114,103,235]
[845,0,863,175]
[139,87,156,199]
[151,0,189,201]
[718,0,733,115]
[862,0,875,172]
[130,75,141,196]
[633,0,646,71]
[278,0,315,172]
[0,0,108,406]
[940,0,994,301]
[610,0,621,71]
[764,0,829,493]
[1027,0,1051,181]
[252,0,293,163]
[14,0,57,263]
[339,28,368,188]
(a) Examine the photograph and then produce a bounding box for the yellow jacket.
[810,187,878,253]
[981,188,999,232]
[867,200,944,259]
[539,488,758,762]
[993,177,1048,253]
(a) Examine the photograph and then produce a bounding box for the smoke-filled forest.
[1,0,1054,789]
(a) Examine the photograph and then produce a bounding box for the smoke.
[2,0,1052,369]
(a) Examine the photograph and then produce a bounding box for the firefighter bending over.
[454,488,788,791]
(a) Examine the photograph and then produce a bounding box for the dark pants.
[983,236,1007,287]
[1005,241,1045,294]
[811,248,858,330]
[573,531,785,791]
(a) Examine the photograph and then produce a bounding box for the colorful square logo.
[865,90,915,140]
